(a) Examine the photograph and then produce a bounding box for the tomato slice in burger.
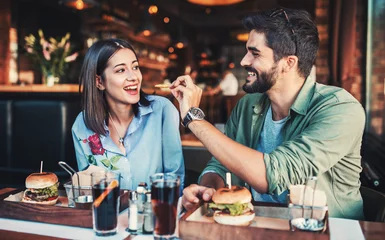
[47,196,57,201]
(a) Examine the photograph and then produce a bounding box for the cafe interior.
[0,0,385,238]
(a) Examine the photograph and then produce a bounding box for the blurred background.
[1,0,385,193]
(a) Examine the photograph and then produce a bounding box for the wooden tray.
[0,188,128,228]
[179,202,330,240]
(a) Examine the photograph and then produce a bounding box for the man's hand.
[170,75,202,119]
[182,184,216,211]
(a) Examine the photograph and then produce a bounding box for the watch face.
[190,108,205,120]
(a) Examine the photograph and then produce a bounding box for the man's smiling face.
[240,30,280,94]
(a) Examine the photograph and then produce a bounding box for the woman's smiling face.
[101,48,142,106]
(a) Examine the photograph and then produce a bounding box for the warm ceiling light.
[236,32,249,42]
[176,42,184,49]
[148,5,158,14]
[188,0,244,6]
[64,0,93,10]
[143,30,151,36]
[169,54,178,60]
[229,62,235,69]
[163,17,170,23]
[168,47,174,53]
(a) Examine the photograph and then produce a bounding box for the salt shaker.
[128,191,139,233]
[136,182,148,213]
[143,192,154,234]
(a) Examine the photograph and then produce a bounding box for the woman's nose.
[125,71,138,81]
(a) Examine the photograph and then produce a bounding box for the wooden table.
[1,188,385,239]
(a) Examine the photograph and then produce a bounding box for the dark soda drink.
[92,181,120,235]
[151,182,179,236]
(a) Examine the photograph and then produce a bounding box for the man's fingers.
[170,76,188,88]
[182,184,201,203]
[202,188,216,201]
[175,75,193,88]
[182,197,199,211]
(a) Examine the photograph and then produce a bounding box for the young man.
[171,8,365,220]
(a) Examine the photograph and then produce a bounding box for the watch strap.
[182,112,193,127]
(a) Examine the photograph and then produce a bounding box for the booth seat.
[0,92,81,188]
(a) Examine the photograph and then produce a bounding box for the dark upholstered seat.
[361,186,385,222]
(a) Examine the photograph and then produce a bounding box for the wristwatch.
[182,107,205,127]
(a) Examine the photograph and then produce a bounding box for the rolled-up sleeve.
[264,101,365,195]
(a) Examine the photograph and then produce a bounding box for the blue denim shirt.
[72,95,185,190]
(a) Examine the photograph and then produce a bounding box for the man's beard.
[242,64,279,94]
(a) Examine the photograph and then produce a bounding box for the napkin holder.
[288,177,328,232]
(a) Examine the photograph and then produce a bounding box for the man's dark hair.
[243,8,319,78]
[79,38,150,136]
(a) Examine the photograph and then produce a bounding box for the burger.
[22,172,59,205]
[208,186,255,226]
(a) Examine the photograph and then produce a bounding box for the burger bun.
[25,172,58,189]
[213,211,255,226]
[212,186,252,204]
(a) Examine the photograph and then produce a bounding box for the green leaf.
[87,155,96,165]
[110,155,121,165]
[111,165,120,170]
[100,159,110,168]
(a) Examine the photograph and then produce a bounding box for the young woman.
[72,39,184,190]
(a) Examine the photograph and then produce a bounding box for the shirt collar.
[251,76,315,116]
[102,102,154,130]
[290,76,315,115]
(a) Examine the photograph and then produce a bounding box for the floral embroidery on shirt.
[78,133,121,170]
[88,134,105,155]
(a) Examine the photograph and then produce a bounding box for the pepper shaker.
[143,191,154,234]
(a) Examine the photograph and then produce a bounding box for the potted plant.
[24,29,78,86]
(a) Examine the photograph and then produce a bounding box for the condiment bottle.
[128,191,139,233]
[143,192,154,234]
[136,182,148,213]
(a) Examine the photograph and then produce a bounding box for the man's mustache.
[245,66,257,73]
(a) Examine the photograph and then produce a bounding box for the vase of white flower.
[25,29,78,85]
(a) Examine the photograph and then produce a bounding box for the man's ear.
[96,76,105,90]
[284,55,298,73]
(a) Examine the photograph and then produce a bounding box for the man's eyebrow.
[132,60,138,64]
[247,46,260,52]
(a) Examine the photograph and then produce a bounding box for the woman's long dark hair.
[79,38,150,136]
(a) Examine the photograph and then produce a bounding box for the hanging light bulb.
[148,5,158,14]
[136,12,157,37]
[64,0,95,10]
[188,0,244,6]
[173,23,188,49]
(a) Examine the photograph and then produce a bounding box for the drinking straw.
[93,179,119,208]
[40,161,43,173]
[226,172,231,189]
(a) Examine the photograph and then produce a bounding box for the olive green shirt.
[199,77,365,220]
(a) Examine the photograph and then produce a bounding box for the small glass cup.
[91,171,121,236]
[150,173,180,240]
[64,182,92,208]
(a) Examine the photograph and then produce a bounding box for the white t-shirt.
[219,72,238,96]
